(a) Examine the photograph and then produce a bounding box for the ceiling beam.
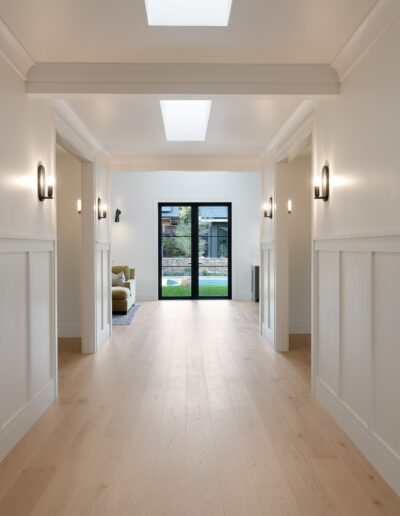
[109,154,263,172]
[26,63,339,96]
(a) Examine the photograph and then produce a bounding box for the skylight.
[145,0,232,26]
[160,100,212,142]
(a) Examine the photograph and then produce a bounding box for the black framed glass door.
[159,203,232,300]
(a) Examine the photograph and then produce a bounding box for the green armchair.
[112,266,136,314]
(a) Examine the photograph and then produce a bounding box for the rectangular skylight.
[160,100,212,142]
[145,0,232,26]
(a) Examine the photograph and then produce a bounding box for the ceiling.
[0,0,379,166]
[0,0,377,64]
[65,95,304,162]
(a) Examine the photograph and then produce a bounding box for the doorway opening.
[56,144,83,360]
[158,203,232,299]
[287,144,312,355]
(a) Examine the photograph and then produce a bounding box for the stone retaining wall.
[163,257,228,276]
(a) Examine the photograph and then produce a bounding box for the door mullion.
[192,204,199,299]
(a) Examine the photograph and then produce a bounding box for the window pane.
[162,267,192,297]
[198,267,228,297]
[199,236,229,260]
[161,206,192,237]
[162,236,191,259]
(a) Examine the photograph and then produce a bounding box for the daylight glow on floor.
[145,0,232,26]
[160,100,212,141]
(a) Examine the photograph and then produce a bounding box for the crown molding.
[110,154,262,172]
[332,0,400,81]
[26,63,339,96]
[0,17,34,80]
[52,100,111,160]
[259,100,318,162]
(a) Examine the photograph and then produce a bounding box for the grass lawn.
[162,284,228,298]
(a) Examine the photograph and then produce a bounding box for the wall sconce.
[77,199,82,214]
[288,199,292,214]
[115,209,121,223]
[314,163,330,201]
[263,197,273,219]
[98,197,107,220]
[37,163,54,201]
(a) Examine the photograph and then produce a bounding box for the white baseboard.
[58,324,81,338]
[235,290,253,301]
[0,380,55,462]
[261,322,274,348]
[289,320,311,334]
[97,324,111,351]
[137,294,157,301]
[315,377,400,495]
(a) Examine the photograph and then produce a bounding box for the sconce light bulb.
[288,199,292,213]
[77,199,82,213]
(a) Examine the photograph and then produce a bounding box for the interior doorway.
[263,126,314,356]
[54,126,97,360]
[159,203,232,299]
[56,144,83,362]
[286,147,312,352]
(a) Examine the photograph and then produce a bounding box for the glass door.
[197,205,231,299]
[159,203,231,300]
[159,205,192,299]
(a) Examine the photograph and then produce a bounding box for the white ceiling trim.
[331,0,400,81]
[0,17,34,80]
[259,100,318,162]
[109,154,262,172]
[26,63,339,96]
[52,100,111,159]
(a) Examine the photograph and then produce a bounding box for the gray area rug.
[112,304,141,326]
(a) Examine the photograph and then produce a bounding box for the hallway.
[0,301,399,515]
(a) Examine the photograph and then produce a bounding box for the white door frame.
[54,111,98,358]
[273,115,315,377]
[260,112,316,370]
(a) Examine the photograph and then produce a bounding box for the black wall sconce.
[115,209,121,223]
[77,199,82,214]
[263,197,273,219]
[98,197,107,220]
[37,163,54,201]
[314,163,330,201]
[288,199,292,214]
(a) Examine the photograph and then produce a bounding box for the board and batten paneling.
[314,236,400,495]
[0,237,56,462]
[260,241,275,347]
[96,241,111,348]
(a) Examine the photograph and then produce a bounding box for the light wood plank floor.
[0,301,399,515]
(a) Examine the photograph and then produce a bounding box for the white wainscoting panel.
[0,237,56,462]
[340,252,370,426]
[260,241,275,347]
[30,251,53,397]
[314,236,400,495]
[372,253,400,461]
[316,250,339,395]
[96,241,111,348]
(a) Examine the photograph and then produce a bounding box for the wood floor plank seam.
[0,301,399,516]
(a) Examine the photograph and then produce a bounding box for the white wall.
[312,15,400,495]
[259,15,400,494]
[0,52,112,462]
[288,157,311,334]
[111,170,260,301]
[0,53,56,462]
[56,146,82,338]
